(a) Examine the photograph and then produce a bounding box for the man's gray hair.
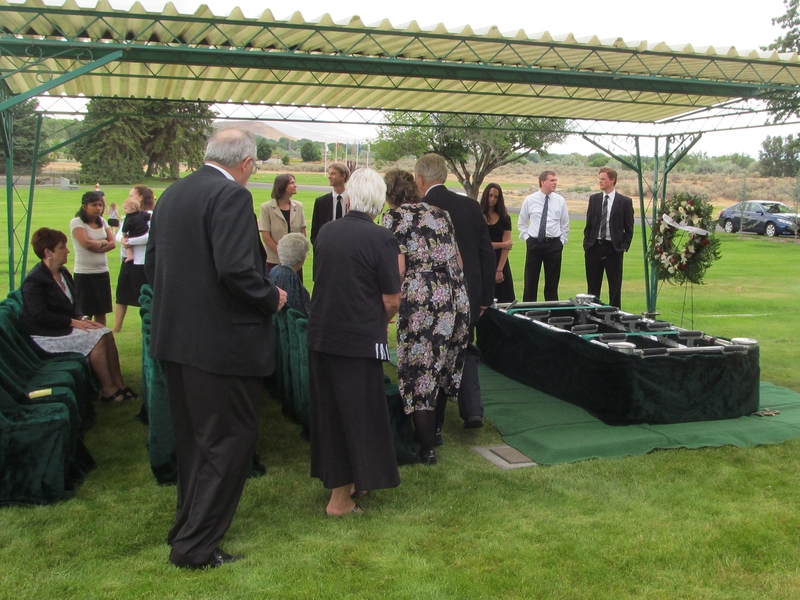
[277,233,311,267]
[346,168,387,218]
[204,129,257,168]
[414,153,448,183]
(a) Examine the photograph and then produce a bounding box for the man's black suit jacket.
[582,192,635,253]
[424,185,495,324]
[311,192,337,246]
[145,165,281,377]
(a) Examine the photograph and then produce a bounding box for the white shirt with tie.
[331,189,348,220]
[598,189,616,241]
[518,190,570,245]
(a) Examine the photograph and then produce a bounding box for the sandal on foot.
[101,390,125,403]
[325,503,364,517]
[121,386,138,400]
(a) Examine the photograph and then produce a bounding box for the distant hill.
[213,120,295,141]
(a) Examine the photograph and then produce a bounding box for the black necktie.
[599,195,609,240]
[335,195,343,219]
[537,195,549,242]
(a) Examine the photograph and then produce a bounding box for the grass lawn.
[1,184,799,599]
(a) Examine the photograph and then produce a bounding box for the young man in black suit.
[414,154,495,431]
[582,167,635,309]
[145,129,287,570]
[310,162,350,247]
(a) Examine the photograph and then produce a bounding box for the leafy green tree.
[281,154,290,166]
[765,0,800,119]
[256,137,273,161]
[0,99,50,174]
[372,112,568,199]
[277,137,292,151]
[587,153,610,168]
[758,134,800,177]
[300,141,321,162]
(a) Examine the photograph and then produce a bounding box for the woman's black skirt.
[115,261,148,307]
[74,271,112,316]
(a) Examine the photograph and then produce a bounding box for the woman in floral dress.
[382,169,470,465]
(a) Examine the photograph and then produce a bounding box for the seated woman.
[21,227,135,404]
[269,233,312,317]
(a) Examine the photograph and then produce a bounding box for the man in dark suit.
[414,154,495,431]
[310,162,350,247]
[582,167,635,309]
[145,129,287,570]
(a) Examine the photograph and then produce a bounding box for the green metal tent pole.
[633,137,654,314]
[20,114,44,284]
[2,109,13,292]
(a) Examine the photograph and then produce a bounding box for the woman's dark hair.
[134,185,156,211]
[384,169,420,208]
[271,174,295,200]
[79,191,105,226]
[480,183,508,220]
[32,227,67,260]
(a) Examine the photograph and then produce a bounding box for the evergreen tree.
[73,99,214,183]
[0,99,49,174]
[256,137,273,161]
[300,141,321,162]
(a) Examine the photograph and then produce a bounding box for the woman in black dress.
[480,183,515,303]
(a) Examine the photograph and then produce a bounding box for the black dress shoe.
[171,547,243,570]
[418,449,437,466]
[209,547,243,568]
[463,417,483,429]
[434,429,443,447]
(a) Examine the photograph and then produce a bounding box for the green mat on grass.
[479,363,800,465]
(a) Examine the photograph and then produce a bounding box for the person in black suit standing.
[582,167,634,309]
[145,129,287,570]
[310,162,350,247]
[414,154,495,432]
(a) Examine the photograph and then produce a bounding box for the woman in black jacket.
[21,227,134,403]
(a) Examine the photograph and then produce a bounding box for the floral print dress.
[383,203,470,414]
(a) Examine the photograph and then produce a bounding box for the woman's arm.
[72,224,116,253]
[495,230,511,283]
[260,230,278,256]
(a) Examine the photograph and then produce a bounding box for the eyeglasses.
[245,157,259,174]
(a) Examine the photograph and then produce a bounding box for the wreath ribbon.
[662,213,709,236]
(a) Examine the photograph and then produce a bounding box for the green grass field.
[1,183,799,599]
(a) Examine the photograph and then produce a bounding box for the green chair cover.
[287,308,309,436]
[139,286,177,485]
[0,387,92,505]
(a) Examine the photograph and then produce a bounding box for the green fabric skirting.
[476,307,760,425]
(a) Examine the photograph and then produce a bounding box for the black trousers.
[163,361,262,567]
[585,240,625,309]
[523,237,563,302]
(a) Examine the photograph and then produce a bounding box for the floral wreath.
[647,192,722,285]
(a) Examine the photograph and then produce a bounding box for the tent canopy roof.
[2,0,800,124]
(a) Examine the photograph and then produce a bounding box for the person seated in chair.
[269,233,312,317]
[20,227,135,403]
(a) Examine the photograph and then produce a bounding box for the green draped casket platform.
[476,302,760,425]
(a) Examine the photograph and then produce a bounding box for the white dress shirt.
[599,190,616,241]
[518,190,570,245]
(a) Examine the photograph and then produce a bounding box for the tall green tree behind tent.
[371,112,569,199]
[0,98,49,175]
[766,0,800,120]
[73,99,214,184]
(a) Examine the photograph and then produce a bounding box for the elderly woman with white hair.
[307,168,402,517]
[269,233,311,317]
